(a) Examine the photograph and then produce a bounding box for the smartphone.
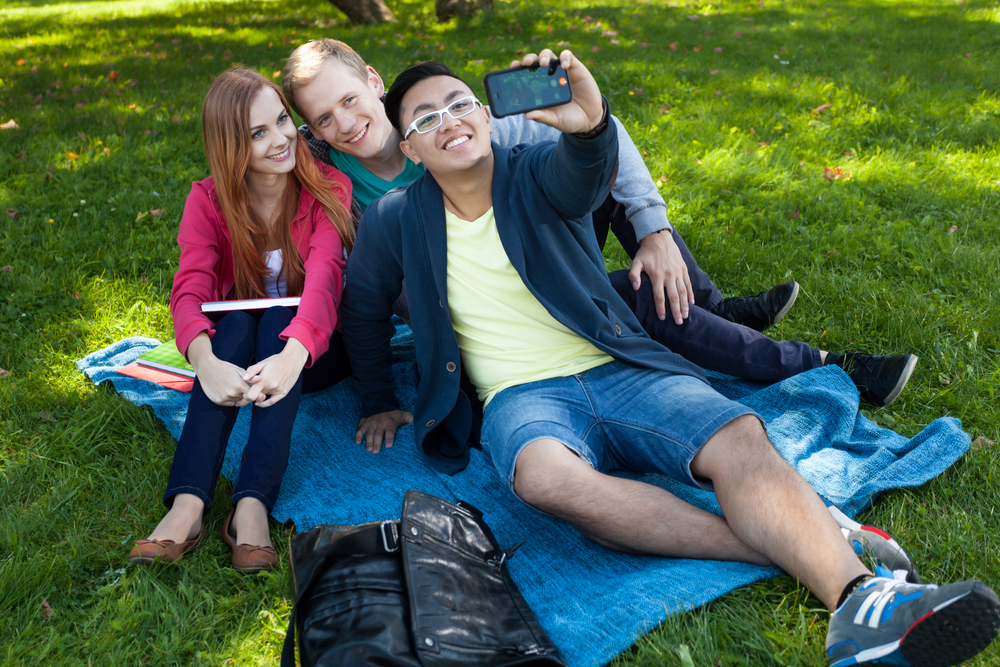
[483,62,573,119]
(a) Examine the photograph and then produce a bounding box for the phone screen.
[483,64,572,118]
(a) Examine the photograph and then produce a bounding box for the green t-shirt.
[327,148,425,213]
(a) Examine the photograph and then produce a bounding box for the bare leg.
[231,496,273,548]
[147,493,203,543]
[690,415,870,609]
[514,440,772,566]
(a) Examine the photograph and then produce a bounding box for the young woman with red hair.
[129,68,355,571]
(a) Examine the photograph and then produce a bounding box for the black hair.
[384,62,470,135]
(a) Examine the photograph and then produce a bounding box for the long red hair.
[201,67,354,300]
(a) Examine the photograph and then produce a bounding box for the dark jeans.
[592,195,823,383]
[163,307,351,511]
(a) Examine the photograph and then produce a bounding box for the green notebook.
[136,338,196,378]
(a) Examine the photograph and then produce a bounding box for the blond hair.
[283,39,369,120]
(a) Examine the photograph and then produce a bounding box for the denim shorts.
[480,360,760,500]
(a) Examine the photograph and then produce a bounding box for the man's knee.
[512,439,592,511]
[692,414,775,479]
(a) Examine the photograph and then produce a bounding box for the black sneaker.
[710,282,799,332]
[825,352,918,407]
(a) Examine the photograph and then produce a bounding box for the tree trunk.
[327,0,397,24]
[436,0,491,22]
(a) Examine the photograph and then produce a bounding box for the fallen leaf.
[6,209,17,220]
[693,45,702,52]
[15,149,26,159]
[811,103,831,115]
[734,32,743,38]
[788,206,800,219]
[109,70,119,80]
[709,69,718,75]
[75,103,85,109]
[591,46,600,53]
[843,151,854,157]
[103,147,110,154]
[714,47,723,53]
[16,58,26,66]
[972,436,995,450]
[40,598,54,619]
[171,38,182,44]
[470,59,485,65]
[686,14,700,20]
[66,152,79,160]
[74,291,82,299]
[136,211,149,222]
[150,209,165,218]
[0,119,19,130]
[638,41,651,47]
[758,140,770,146]
[668,42,678,51]
[823,166,851,181]
[948,225,958,234]
[0,368,11,378]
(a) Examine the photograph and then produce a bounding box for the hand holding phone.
[483,60,572,119]
[502,49,603,136]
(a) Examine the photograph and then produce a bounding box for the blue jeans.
[593,194,824,383]
[481,360,760,503]
[163,307,351,511]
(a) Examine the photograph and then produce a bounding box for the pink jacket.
[170,162,352,368]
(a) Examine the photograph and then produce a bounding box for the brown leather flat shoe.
[221,510,277,572]
[129,528,204,564]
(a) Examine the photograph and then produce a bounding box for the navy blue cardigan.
[340,118,707,474]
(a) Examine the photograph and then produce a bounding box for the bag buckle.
[380,520,399,552]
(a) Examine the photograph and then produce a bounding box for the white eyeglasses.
[404,96,482,138]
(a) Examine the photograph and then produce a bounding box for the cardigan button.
[446,362,456,372]
[425,419,436,428]
[615,325,622,335]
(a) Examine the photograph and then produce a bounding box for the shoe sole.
[898,583,1000,667]
[834,583,1000,667]
[769,281,799,328]
[878,354,918,407]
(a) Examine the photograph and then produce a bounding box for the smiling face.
[294,58,396,162]
[247,86,298,177]
[397,76,492,178]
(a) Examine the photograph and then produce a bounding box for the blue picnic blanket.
[78,326,970,667]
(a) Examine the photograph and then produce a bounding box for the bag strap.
[280,521,400,667]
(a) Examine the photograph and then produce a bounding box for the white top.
[263,249,286,298]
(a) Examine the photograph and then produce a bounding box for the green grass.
[2,0,1000,663]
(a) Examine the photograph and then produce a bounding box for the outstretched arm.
[493,67,692,322]
[509,49,618,221]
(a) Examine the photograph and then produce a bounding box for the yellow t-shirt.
[445,207,612,406]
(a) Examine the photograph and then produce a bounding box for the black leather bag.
[281,489,567,667]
